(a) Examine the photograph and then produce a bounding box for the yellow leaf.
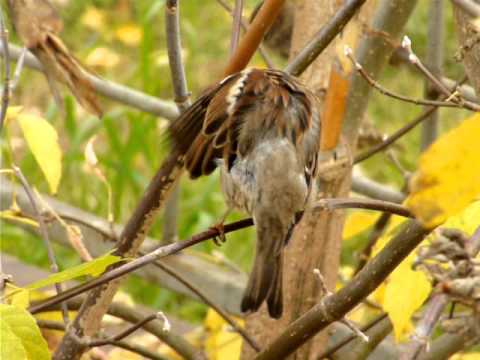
[115,24,143,46]
[343,211,379,240]
[5,284,29,309]
[452,352,480,360]
[383,254,431,341]
[205,309,243,360]
[86,47,120,69]
[17,114,62,194]
[0,210,38,228]
[406,113,480,228]
[81,7,106,32]
[369,217,432,341]
[5,106,23,123]
[441,200,480,237]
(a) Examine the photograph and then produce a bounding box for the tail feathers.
[241,253,283,318]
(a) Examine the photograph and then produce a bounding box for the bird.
[7,0,102,117]
[169,68,321,318]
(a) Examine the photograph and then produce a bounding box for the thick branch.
[255,220,430,359]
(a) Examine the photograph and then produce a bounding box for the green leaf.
[0,304,50,360]
[26,252,123,290]
[17,113,63,194]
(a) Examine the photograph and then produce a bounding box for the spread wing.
[168,68,321,179]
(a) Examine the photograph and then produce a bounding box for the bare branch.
[12,166,69,325]
[315,197,414,218]
[0,43,179,120]
[215,0,274,68]
[230,0,244,55]
[344,47,467,110]
[0,7,10,134]
[37,320,169,360]
[421,0,444,150]
[254,220,430,359]
[0,180,247,314]
[285,0,367,76]
[351,174,406,203]
[452,0,480,17]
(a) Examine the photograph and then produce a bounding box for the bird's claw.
[211,222,227,246]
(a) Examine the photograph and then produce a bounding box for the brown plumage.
[169,68,321,318]
[7,0,102,117]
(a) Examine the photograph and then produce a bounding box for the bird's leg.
[211,208,232,246]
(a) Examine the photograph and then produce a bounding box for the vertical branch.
[0,7,11,134]
[230,0,244,55]
[13,166,69,325]
[421,0,444,150]
[163,0,192,244]
[223,0,285,76]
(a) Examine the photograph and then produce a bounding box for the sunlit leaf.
[343,211,379,240]
[25,252,122,290]
[370,217,432,341]
[5,284,30,309]
[0,304,51,360]
[0,209,38,228]
[81,7,107,32]
[406,113,480,228]
[17,114,62,194]
[205,309,242,360]
[115,24,143,46]
[383,254,431,341]
[441,200,480,237]
[86,47,120,68]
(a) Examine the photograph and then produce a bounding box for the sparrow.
[169,68,321,318]
[7,0,102,117]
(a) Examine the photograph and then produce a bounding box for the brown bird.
[169,68,321,318]
[7,0,102,117]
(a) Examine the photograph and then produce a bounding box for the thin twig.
[353,212,391,275]
[216,0,275,68]
[353,75,468,164]
[421,0,444,150]
[230,0,244,55]
[149,260,261,352]
[0,7,11,134]
[89,312,169,347]
[451,0,480,17]
[12,166,69,325]
[29,217,254,315]
[10,47,27,91]
[317,314,389,359]
[344,47,466,110]
[285,0,367,75]
[36,297,196,360]
[164,0,191,245]
[315,197,414,218]
[400,294,449,360]
[402,36,480,112]
[37,320,169,360]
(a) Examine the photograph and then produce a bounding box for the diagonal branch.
[254,220,430,359]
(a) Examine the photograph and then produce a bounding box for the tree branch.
[254,220,430,359]
[285,0,367,76]
[0,43,179,120]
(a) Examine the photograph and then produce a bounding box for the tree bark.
[453,3,480,95]
[242,1,374,358]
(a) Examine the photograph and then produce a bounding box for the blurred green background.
[0,0,471,323]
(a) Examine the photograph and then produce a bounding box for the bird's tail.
[241,216,286,319]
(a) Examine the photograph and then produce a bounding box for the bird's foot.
[210,222,227,246]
